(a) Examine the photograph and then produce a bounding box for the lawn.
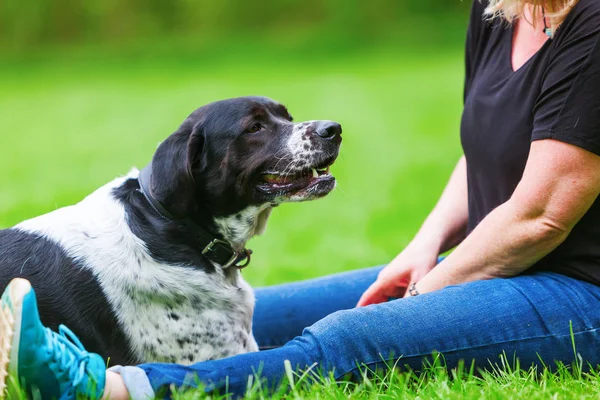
[1,39,596,398]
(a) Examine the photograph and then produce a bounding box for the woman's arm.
[357,156,469,306]
[414,139,600,295]
[411,155,469,255]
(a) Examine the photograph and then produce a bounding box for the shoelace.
[44,324,97,395]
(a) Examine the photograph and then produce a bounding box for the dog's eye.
[245,123,263,134]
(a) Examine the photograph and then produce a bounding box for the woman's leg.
[252,266,384,349]
[106,266,385,398]
[0,268,384,400]
[138,272,600,398]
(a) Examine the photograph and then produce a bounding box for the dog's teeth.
[312,168,318,178]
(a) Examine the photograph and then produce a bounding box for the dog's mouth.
[262,165,331,185]
[257,158,336,200]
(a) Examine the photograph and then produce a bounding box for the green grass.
[169,357,600,400]
[3,42,596,398]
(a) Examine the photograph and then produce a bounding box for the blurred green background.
[0,1,469,286]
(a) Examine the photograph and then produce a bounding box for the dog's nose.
[315,121,342,139]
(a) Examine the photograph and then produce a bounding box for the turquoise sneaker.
[0,278,106,399]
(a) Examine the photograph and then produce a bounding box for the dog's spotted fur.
[214,205,273,251]
[0,97,341,365]
[16,171,258,364]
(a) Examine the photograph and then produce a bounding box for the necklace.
[542,8,553,37]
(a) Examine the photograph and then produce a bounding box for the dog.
[0,96,342,365]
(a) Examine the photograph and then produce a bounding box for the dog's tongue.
[262,174,294,185]
[262,167,331,186]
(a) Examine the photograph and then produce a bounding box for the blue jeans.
[118,266,600,398]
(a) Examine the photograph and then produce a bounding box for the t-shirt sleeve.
[531,7,600,155]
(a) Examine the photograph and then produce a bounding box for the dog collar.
[137,164,251,270]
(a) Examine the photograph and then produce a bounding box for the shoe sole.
[0,278,31,399]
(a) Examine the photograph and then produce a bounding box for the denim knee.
[297,308,370,377]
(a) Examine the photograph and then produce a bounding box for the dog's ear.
[150,120,206,218]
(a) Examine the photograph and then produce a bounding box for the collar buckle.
[202,238,238,269]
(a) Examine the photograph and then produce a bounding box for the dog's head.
[148,96,342,246]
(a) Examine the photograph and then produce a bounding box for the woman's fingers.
[356,278,405,307]
[356,281,387,307]
[357,262,410,307]
[357,250,439,307]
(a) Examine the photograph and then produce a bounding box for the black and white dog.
[0,97,342,365]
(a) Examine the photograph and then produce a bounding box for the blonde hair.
[484,0,579,30]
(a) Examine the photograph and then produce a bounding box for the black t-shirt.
[461,0,600,285]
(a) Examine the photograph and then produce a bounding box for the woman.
[2,0,600,398]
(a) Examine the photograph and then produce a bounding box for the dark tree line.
[0,0,470,49]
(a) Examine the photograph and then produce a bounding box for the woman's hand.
[356,156,468,307]
[357,244,439,307]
